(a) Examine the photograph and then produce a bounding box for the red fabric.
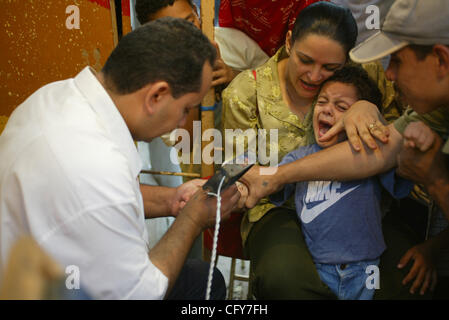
[88,0,110,9]
[87,0,130,16]
[121,0,130,17]
[201,177,246,259]
[218,0,327,56]
[203,211,246,259]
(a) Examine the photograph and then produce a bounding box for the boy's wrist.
[258,165,286,196]
[271,165,286,192]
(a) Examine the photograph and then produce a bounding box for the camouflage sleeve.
[221,69,259,163]
[394,106,449,138]
[222,69,258,132]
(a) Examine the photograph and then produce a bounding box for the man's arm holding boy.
[396,121,449,295]
[397,121,449,220]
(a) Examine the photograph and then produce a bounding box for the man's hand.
[319,100,389,151]
[235,181,249,210]
[150,184,240,293]
[239,165,282,209]
[170,179,206,216]
[397,241,438,295]
[397,122,445,186]
[211,41,237,87]
[179,184,240,231]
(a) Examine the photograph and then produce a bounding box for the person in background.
[222,2,359,299]
[135,0,269,127]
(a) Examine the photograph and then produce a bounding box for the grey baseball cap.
[350,0,449,63]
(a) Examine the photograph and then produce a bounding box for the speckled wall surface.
[0,0,131,132]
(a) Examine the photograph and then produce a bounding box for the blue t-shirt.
[270,144,413,264]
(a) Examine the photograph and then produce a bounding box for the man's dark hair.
[101,17,216,98]
[291,1,358,59]
[322,65,383,110]
[135,0,195,25]
[408,44,435,61]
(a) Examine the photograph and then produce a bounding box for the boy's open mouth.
[317,120,333,137]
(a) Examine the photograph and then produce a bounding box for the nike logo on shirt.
[300,181,359,224]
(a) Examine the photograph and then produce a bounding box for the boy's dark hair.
[291,1,358,59]
[101,17,216,98]
[322,65,383,110]
[135,0,195,25]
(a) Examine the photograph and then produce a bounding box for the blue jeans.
[315,259,380,300]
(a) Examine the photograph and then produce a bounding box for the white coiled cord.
[205,175,227,300]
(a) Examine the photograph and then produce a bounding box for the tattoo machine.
[202,158,254,194]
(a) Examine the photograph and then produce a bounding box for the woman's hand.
[319,100,390,151]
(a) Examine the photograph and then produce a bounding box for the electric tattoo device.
[202,153,254,299]
[202,153,254,194]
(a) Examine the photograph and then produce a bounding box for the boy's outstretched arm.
[241,123,403,209]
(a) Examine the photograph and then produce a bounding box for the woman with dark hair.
[222,1,402,299]
[222,2,357,299]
